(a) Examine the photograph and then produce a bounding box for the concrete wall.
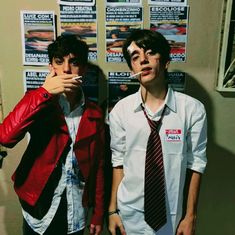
[0,0,235,234]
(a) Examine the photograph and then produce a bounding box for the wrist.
[184,213,197,222]
[108,209,120,216]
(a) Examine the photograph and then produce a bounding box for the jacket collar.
[53,98,103,143]
[75,101,103,143]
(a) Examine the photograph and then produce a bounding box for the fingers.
[47,70,81,81]
[109,225,126,235]
[43,72,82,95]
[119,223,126,235]
[89,224,95,234]
[45,69,56,80]
[89,224,102,235]
[62,78,82,93]
[56,73,78,80]
[108,214,126,235]
[53,74,83,89]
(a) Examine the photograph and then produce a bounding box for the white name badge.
[165,129,182,142]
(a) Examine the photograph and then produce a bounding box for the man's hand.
[89,224,102,235]
[42,70,81,95]
[176,215,196,235]
[109,213,126,235]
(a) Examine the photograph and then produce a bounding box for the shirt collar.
[133,86,177,113]
[165,86,177,113]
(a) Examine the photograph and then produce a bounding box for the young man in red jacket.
[0,35,105,235]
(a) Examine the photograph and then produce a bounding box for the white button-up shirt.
[23,94,86,235]
[109,87,207,232]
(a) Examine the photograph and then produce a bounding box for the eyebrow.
[69,57,79,63]
[54,56,63,60]
[130,50,139,58]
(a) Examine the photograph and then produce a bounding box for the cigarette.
[73,76,82,82]
[129,71,142,78]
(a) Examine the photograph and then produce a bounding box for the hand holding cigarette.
[73,76,83,83]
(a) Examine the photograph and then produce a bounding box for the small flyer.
[20,11,56,66]
[108,71,139,110]
[81,64,100,103]
[148,0,187,6]
[149,6,189,62]
[106,6,143,62]
[57,0,95,6]
[59,5,97,61]
[167,71,185,91]
[23,70,49,92]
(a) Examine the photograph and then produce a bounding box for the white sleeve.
[186,101,207,173]
[109,104,126,167]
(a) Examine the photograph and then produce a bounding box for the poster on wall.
[59,5,97,61]
[167,71,185,91]
[80,64,100,103]
[149,6,189,62]
[23,69,49,92]
[57,0,95,5]
[20,11,56,66]
[106,6,143,62]
[148,0,187,5]
[106,0,142,5]
[108,71,139,110]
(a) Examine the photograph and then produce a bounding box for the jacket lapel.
[75,102,102,143]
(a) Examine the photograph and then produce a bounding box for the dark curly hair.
[122,29,170,69]
[48,34,88,65]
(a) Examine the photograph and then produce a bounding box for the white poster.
[60,5,97,61]
[150,6,189,62]
[168,71,185,91]
[106,6,143,62]
[20,11,56,66]
[23,69,49,92]
[108,71,139,109]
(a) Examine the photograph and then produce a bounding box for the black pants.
[22,192,84,235]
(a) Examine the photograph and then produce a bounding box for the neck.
[64,90,82,111]
[141,82,167,113]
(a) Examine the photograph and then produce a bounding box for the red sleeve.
[0,87,52,147]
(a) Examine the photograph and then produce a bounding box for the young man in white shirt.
[108,29,207,235]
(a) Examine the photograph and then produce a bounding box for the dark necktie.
[142,105,167,231]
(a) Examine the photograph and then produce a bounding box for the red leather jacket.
[0,87,105,225]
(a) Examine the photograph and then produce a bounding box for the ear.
[165,61,170,70]
[48,64,53,72]
[79,65,88,76]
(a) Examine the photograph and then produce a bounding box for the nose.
[63,61,71,74]
[140,51,149,65]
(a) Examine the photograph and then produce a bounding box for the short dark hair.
[48,34,89,65]
[122,29,171,69]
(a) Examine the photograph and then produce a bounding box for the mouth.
[141,67,152,76]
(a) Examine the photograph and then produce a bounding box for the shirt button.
[43,93,49,99]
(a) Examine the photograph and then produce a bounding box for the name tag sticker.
[165,129,182,142]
